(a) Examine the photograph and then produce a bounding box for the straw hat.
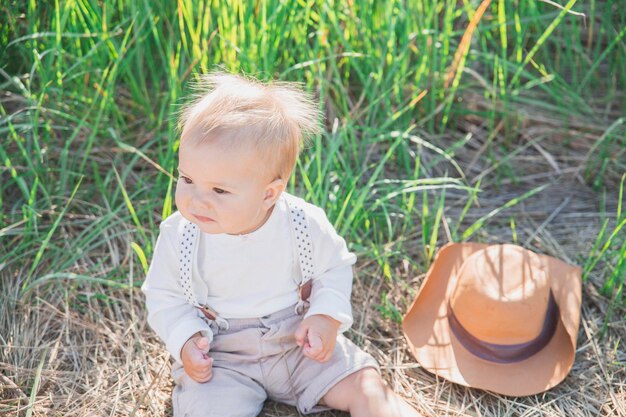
[402,243,582,396]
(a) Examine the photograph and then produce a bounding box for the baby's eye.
[213,187,228,194]
[180,176,193,184]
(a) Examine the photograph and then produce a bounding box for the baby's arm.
[141,219,213,364]
[295,203,357,360]
[303,206,356,327]
[181,332,213,382]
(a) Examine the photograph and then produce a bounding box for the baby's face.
[175,138,281,235]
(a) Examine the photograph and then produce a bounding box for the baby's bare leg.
[321,368,423,417]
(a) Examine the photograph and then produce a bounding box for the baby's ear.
[263,178,285,208]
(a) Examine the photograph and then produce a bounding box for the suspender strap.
[179,221,229,330]
[286,200,314,315]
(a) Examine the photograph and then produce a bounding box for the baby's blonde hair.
[178,72,322,181]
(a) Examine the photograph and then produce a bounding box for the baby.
[142,72,421,417]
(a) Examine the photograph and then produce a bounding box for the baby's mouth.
[193,214,215,223]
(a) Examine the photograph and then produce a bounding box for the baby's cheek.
[174,184,183,202]
[174,186,190,209]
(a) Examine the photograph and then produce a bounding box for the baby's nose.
[193,192,213,207]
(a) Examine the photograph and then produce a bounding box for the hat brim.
[402,243,582,396]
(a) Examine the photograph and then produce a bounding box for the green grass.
[584,174,626,305]
[1,0,625,314]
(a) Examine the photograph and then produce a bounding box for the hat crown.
[449,244,550,345]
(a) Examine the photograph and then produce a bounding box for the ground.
[1,99,625,417]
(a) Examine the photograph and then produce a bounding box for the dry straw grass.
[2,102,625,416]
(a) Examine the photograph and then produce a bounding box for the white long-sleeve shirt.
[142,192,356,363]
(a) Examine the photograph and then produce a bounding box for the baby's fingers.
[304,343,320,356]
[194,336,210,353]
[294,322,309,347]
[190,357,214,383]
[305,346,333,362]
[308,332,323,349]
[303,336,326,361]
[192,367,213,383]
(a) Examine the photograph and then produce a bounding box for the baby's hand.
[181,333,213,383]
[294,314,340,362]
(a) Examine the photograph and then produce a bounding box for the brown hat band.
[447,291,560,364]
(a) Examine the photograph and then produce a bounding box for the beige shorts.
[171,305,379,417]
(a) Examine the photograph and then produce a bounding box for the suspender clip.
[298,280,312,302]
[198,305,219,321]
[198,305,229,330]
